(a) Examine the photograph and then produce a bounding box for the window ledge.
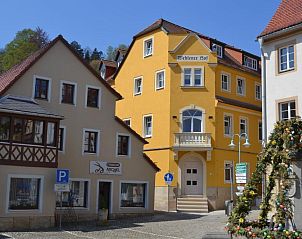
[279,68,295,74]
[181,86,205,89]
[156,87,165,91]
[144,136,152,139]
[143,54,153,58]
[134,93,142,96]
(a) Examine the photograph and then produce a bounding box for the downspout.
[258,37,267,199]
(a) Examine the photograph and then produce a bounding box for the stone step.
[177,208,209,213]
[177,197,208,201]
[177,205,209,210]
[177,201,208,205]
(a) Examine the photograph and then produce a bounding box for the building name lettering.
[176,55,209,62]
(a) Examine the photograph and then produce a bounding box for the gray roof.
[0,95,63,119]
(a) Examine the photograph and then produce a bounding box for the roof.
[0,35,122,100]
[0,95,63,119]
[259,0,302,38]
[143,153,160,172]
[114,48,128,62]
[100,59,117,68]
[216,95,261,112]
[114,116,148,144]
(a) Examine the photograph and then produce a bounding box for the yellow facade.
[114,20,262,210]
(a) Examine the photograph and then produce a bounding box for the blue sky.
[0,0,280,56]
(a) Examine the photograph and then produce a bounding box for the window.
[0,116,10,140]
[255,83,261,100]
[279,45,294,72]
[61,82,76,105]
[34,77,50,100]
[100,64,106,79]
[212,44,223,58]
[13,119,44,144]
[224,114,233,136]
[182,109,203,132]
[134,77,142,95]
[83,130,98,154]
[86,87,100,108]
[123,119,131,127]
[120,183,146,208]
[279,101,296,121]
[46,122,56,146]
[143,115,152,137]
[258,121,262,141]
[58,127,65,152]
[237,78,245,96]
[182,67,204,87]
[155,70,165,90]
[117,134,130,156]
[224,161,233,183]
[56,180,88,208]
[221,73,230,92]
[8,177,42,210]
[143,38,153,57]
[243,56,258,70]
[240,117,248,135]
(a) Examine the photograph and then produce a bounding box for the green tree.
[1,28,49,72]
[105,44,128,60]
[84,49,91,62]
[70,41,84,58]
[91,48,102,61]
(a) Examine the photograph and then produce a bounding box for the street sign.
[235,163,247,184]
[56,169,69,184]
[54,183,70,192]
[164,173,174,185]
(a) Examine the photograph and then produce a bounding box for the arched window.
[182,109,203,132]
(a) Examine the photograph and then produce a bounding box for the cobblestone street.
[0,211,229,239]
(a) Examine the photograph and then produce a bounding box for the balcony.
[173,133,212,151]
[0,142,58,168]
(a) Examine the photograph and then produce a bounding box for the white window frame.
[221,72,231,92]
[134,76,143,95]
[279,101,296,121]
[155,69,165,90]
[143,114,153,138]
[236,77,246,96]
[224,161,233,183]
[119,180,149,209]
[255,83,261,101]
[143,36,154,57]
[279,44,295,72]
[116,133,131,157]
[123,118,131,127]
[59,80,77,106]
[224,113,233,137]
[239,116,248,135]
[32,75,52,102]
[100,64,106,79]
[56,178,90,210]
[181,66,204,87]
[58,125,66,153]
[243,56,258,70]
[85,85,102,109]
[6,174,44,213]
[82,128,100,156]
[212,44,223,58]
[258,120,262,142]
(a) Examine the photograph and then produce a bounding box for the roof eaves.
[143,153,160,172]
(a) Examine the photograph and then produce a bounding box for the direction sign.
[164,173,174,185]
[235,163,247,184]
[56,169,69,184]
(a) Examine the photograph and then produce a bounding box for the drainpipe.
[258,37,267,200]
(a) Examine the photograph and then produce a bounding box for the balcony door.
[182,109,203,133]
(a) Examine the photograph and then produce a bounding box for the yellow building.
[113,19,262,211]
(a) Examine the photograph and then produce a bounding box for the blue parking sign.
[164,173,173,185]
[56,169,69,184]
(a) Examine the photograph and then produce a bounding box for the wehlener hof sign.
[177,55,209,62]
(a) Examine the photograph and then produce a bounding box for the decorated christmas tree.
[226,118,302,238]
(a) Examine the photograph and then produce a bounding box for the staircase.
[177,195,209,213]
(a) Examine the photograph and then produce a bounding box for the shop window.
[120,183,146,208]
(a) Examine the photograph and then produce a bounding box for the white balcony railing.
[174,133,211,148]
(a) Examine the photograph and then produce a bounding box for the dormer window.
[100,64,106,79]
[212,44,223,58]
[143,37,153,57]
[117,55,123,67]
[243,56,258,70]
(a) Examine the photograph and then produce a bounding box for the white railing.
[174,133,211,148]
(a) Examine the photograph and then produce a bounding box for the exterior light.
[243,138,251,148]
[228,140,236,149]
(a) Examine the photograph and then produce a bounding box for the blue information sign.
[56,169,69,184]
[164,173,174,185]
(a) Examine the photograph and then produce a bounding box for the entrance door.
[184,161,203,195]
[98,182,111,217]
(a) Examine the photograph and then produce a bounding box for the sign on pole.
[56,169,69,184]
[164,173,174,185]
[235,163,247,184]
[54,183,70,192]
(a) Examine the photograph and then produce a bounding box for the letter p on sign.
[56,169,69,184]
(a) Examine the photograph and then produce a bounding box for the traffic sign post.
[164,173,174,185]
[55,169,70,230]
[235,163,247,196]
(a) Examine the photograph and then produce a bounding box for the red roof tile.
[259,0,302,37]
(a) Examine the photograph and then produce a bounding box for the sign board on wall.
[176,55,209,62]
[54,183,70,192]
[90,161,122,175]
